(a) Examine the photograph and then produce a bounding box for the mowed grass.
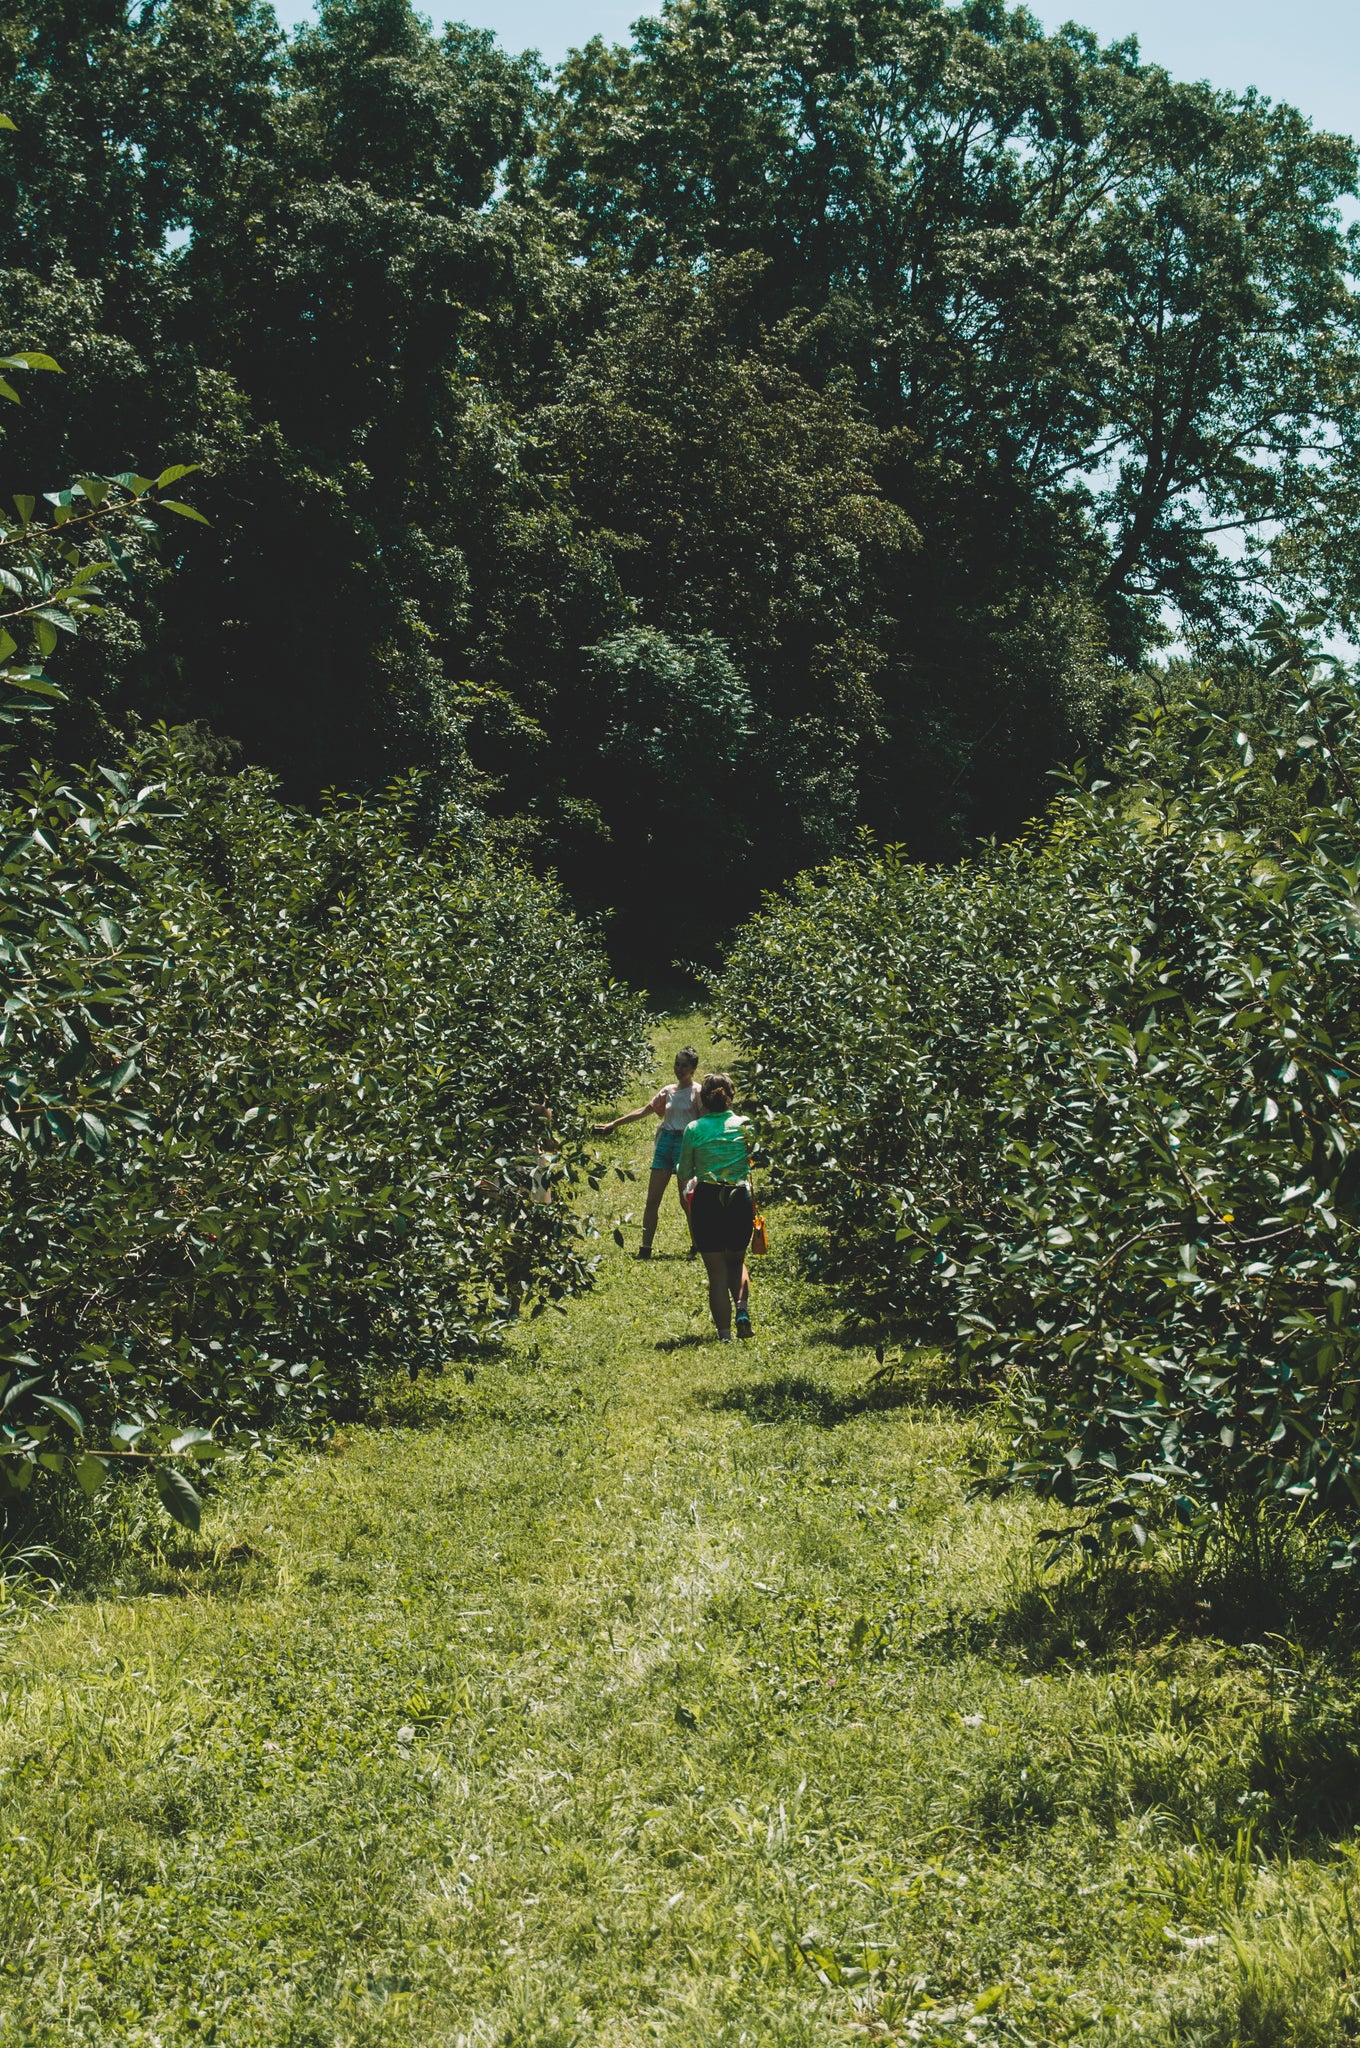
[0,1017,1358,2046]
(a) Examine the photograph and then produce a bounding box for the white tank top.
[661,1079,702,1131]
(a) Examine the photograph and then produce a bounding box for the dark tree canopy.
[1,0,1357,967]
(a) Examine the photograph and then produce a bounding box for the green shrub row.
[0,733,647,1529]
[718,662,1360,1561]
[0,354,647,1537]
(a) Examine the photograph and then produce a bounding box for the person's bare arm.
[593,1101,658,1136]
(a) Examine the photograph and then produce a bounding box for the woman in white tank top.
[594,1045,702,1256]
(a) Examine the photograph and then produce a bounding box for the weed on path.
[0,1019,1356,2045]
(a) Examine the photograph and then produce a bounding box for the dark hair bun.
[700,1071,735,1111]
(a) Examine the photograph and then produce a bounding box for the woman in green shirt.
[678,1073,754,1341]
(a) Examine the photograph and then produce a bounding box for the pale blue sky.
[273,0,1359,140]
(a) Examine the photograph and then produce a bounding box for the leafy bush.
[718,657,1360,1561]
[0,735,647,1531]
[0,320,648,1537]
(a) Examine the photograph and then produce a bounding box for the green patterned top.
[678,1111,751,1186]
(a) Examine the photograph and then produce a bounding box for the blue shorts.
[651,1126,685,1174]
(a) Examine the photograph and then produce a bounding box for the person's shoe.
[717,1328,734,1342]
[735,1309,754,1340]
[634,1244,653,1261]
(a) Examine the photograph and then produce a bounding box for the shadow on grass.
[919,1549,1360,1845]
[696,1370,915,1428]
[802,1321,914,1352]
[655,1333,712,1354]
[925,1536,1360,1674]
[3,1516,272,1601]
[799,1333,991,1410]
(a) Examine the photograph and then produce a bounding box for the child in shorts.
[594,1046,702,1258]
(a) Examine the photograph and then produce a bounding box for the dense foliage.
[0,732,646,1529]
[1,0,1358,962]
[0,166,652,1536]
[718,653,1360,1559]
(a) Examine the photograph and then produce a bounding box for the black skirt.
[690,1180,754,1255]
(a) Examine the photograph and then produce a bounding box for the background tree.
[1,0,1357,969]
[544,0,1360,856]
[469,257,913,956]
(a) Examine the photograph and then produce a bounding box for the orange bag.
[750,1205,769,1257]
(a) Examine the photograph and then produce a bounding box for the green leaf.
[74,1453,107,1498]
[33,1392,84,1434]
[12,494,33,528]
[158,499,210,525]
[154,1464,202,1532]
[0,114,17,132]
[169,1428,215,1455]
[0,352,59,372]
[4,671,64,698]
[154,463,201,489]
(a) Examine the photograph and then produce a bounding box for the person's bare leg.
[730,1253,752,1334]
[676,1172,699,1254]
[701,1252,732,1335]
[639,1167,670,1249]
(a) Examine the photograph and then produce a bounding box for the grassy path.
[0,1019,1348,2046]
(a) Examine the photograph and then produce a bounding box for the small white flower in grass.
[397,1724,416,1745]
[961,1712,984,1727]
